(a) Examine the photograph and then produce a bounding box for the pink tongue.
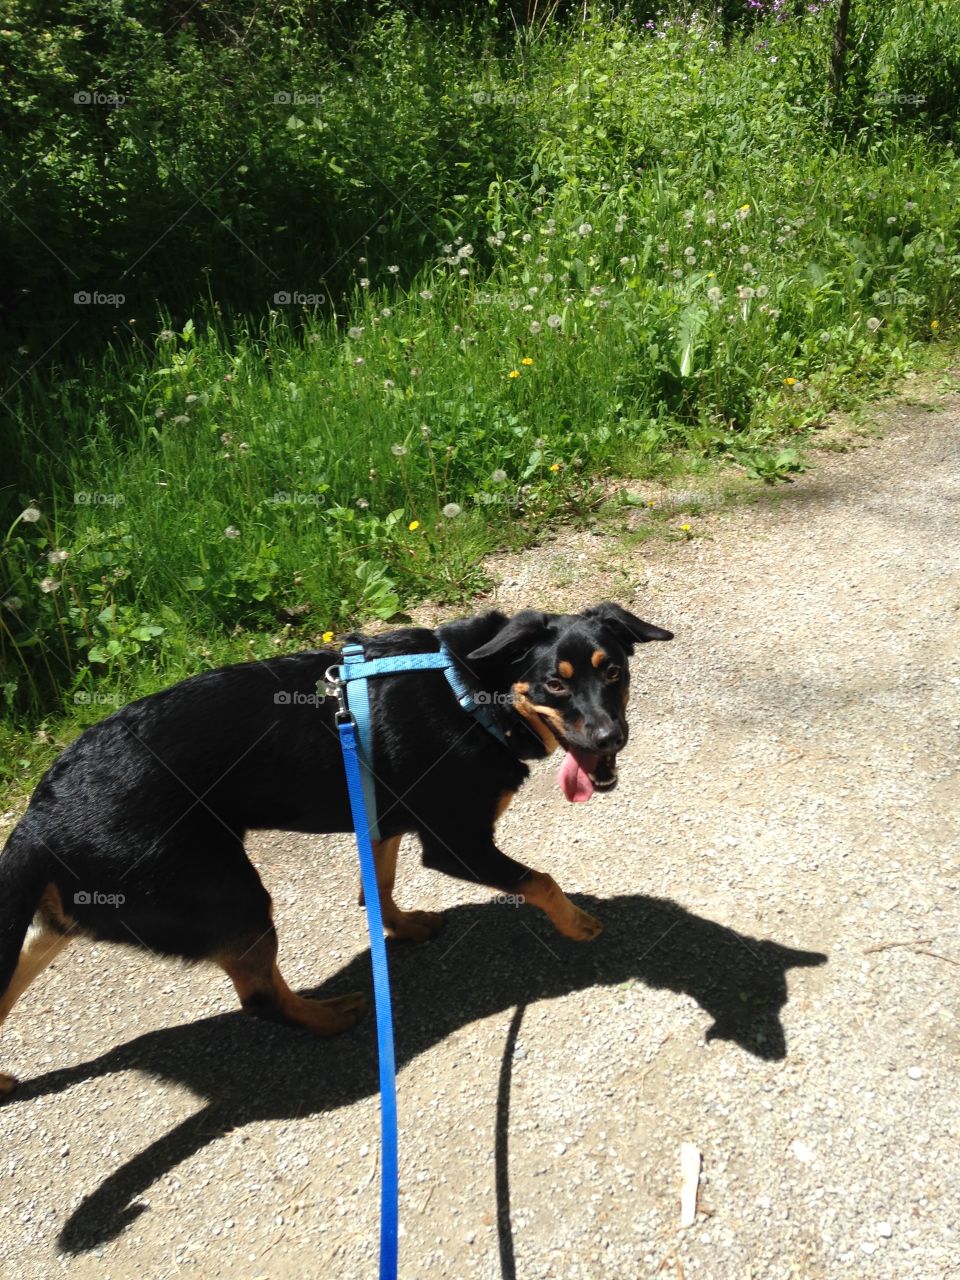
[559,750,596,803]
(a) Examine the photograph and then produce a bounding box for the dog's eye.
[604,665,622,683]
[544,676,568,696]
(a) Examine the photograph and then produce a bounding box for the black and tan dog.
[0,603,671,1094]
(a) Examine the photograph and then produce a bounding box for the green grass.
[3,2,960,796]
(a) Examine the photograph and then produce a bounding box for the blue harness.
[325,642,506,1280]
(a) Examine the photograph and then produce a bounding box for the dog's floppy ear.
[583,603,673,655]
[466,609,553,662]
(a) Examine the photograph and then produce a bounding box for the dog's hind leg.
[215,927,367,1035]
[358,836,443,942]
[0,888,73,1097]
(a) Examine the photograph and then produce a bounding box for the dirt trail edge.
[1,391,958,1280]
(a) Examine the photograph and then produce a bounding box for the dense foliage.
[2,1,959,778]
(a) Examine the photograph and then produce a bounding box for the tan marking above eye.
[558,660,574,679]
[591,649,607,669]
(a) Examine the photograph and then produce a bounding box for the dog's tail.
[0,820,50,1001]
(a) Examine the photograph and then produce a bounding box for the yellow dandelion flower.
[408,519,420,531]
[520,357,534,366]
[931,319,940,331]
[680,523,691,533]
[508,369,520,379]
[783,376,797,386]
[322,630,335,643]
[549,462,561,472]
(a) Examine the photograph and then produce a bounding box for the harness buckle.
[323,664,353,723]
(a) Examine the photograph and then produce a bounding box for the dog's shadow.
[5,893,826,1254]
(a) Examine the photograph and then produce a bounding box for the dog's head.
[446,603,672,801]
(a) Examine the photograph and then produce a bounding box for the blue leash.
[326,641,507,1280]
[336,710,399,1280]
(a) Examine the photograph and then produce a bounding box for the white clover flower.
[20,506,41,523]
[224,526,240,539]
[459,268,469,277]
[359,278,370,289]
[442,503,462,518]
[388,264,400,273]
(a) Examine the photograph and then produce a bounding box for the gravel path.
[1,384,959,1279]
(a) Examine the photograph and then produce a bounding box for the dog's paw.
[558,906,604,942]
[0,1073,19,1098]
[386,909,444,942]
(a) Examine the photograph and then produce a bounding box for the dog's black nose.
[592,724,625,753]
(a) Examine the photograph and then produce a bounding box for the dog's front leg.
[358,835,444,942]
[419,832,602,942]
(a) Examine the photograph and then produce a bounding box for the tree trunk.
[829,0,853,97]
